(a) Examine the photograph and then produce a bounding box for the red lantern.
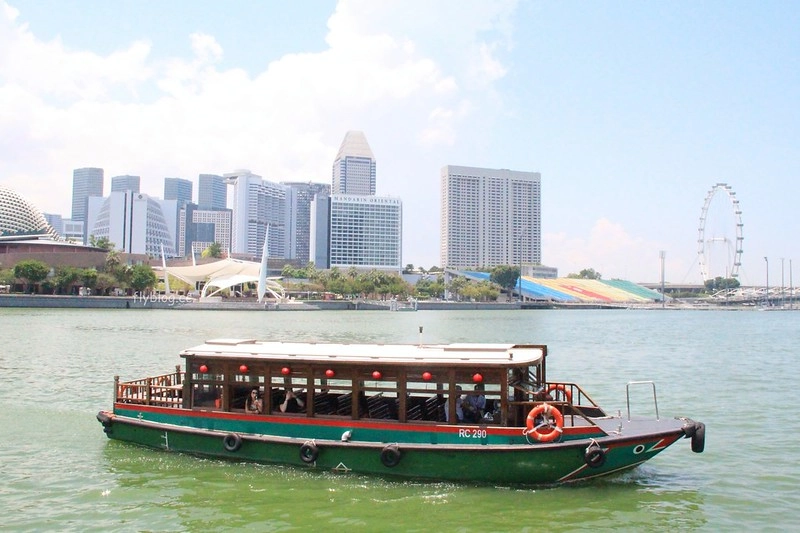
[372,370,382,380]
[281,367,291,375]
[422,371,432,381]
[472,373,483,383]
[239,364,249,373]
[199,364,208,374]
[325,369,335,378]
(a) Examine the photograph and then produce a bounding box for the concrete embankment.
[0,294,523,311]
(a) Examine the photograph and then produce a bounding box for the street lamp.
[781,258,785,308]
[764,256,769,307]
[659,251,666,308]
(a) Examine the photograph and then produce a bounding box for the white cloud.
[0,0,518,268]
[544,218,668,282]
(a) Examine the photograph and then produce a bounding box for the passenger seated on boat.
[279,389,305,413]
[463,383,486,423]
[245,388,262,414]
[445,385,464,422]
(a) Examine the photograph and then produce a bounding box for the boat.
[97,339,705,485]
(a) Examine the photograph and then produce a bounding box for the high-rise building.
[332,131,376,195]
[87,191,177,256]
[43,213,63,236]
[198,174,227,210]
[440,165,541,269]
[71,168,104,242]
[178,203,232,258]
[164,177,193,209]
[325,195,403,269]
[224,170,287,258]
[283,182,330,264]
[111,175,140,193]
[164,177,193,253]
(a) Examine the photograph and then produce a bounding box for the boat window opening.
[357,370,399,420]
[192,383,222,409]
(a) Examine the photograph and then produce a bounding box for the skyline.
[1,1,798,284]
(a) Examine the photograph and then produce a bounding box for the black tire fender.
[584,444,606,468]
[300,441,319,463]
[223,433,242,452]
[691,422,706,453]
[380,445,401,468]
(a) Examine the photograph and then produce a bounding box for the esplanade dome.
[0,186,58,238]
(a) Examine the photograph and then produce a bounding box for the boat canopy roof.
[180,339,545,367]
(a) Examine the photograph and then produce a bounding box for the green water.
[1,308,798,531]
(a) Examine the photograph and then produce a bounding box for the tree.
[202,242,223,258]
[81,268,99,292]
[0,268,15,287]
[129,264,158,293]
[490,265,520,297]
[54,266,81,294]
[704,276,740,292]
[568,268,602,280]
[13,259,50,293]
[94,272,118,295]
[447,276,468,301]
[89,235,115,251]
[403,264,415,273]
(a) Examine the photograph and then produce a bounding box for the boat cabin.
[115,339,606,427]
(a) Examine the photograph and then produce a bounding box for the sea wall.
[0,294,522,311]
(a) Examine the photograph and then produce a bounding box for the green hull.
[98,408,694,485]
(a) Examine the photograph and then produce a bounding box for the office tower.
[164,177,193,209]
[88,191,177,256]
[332,131,376,195]
[326,195,403,269]
[43,213,63,236]
[178,204,232,258]
[440,165,541,269]
[283,182,330,264]
[71,168,104,242]
[224,170,287,258]
[198,174,227,210]
[110,175,141,193]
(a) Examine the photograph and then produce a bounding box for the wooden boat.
[97,339,705,485]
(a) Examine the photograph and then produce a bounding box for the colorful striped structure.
[461,271,662,304]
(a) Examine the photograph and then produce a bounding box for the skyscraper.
[283,181,330,264]
[88,191,177,256]
[224,170,287,258]
[178,204,232,258]
[440,165,541,269]
[164,177,193,209]
[198,174,227,210]
[111,175,141,193]
[71,167,104,243]
[328,195,403,269]
[332,131,376,195]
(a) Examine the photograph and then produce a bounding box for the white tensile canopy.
[155,258,285,301]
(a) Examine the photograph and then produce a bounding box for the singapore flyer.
[697,183,743,282]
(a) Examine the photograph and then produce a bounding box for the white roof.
[155,258,262,285]
[181,339,545,366]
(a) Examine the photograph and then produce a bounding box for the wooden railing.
[115,366,184,408]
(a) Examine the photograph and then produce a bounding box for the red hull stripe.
[114,403,605,438]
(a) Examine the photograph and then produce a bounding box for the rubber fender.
[300,442,319,463]
[691,422,706,453]
[223,433,242,452]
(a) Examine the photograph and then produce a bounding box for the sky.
[1,0,798,285]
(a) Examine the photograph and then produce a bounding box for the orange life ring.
[524,403,564,442]
[545,384,572,404]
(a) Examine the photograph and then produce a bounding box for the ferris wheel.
[697,183,743,282]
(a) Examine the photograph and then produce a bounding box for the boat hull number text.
[459,429,487,439]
